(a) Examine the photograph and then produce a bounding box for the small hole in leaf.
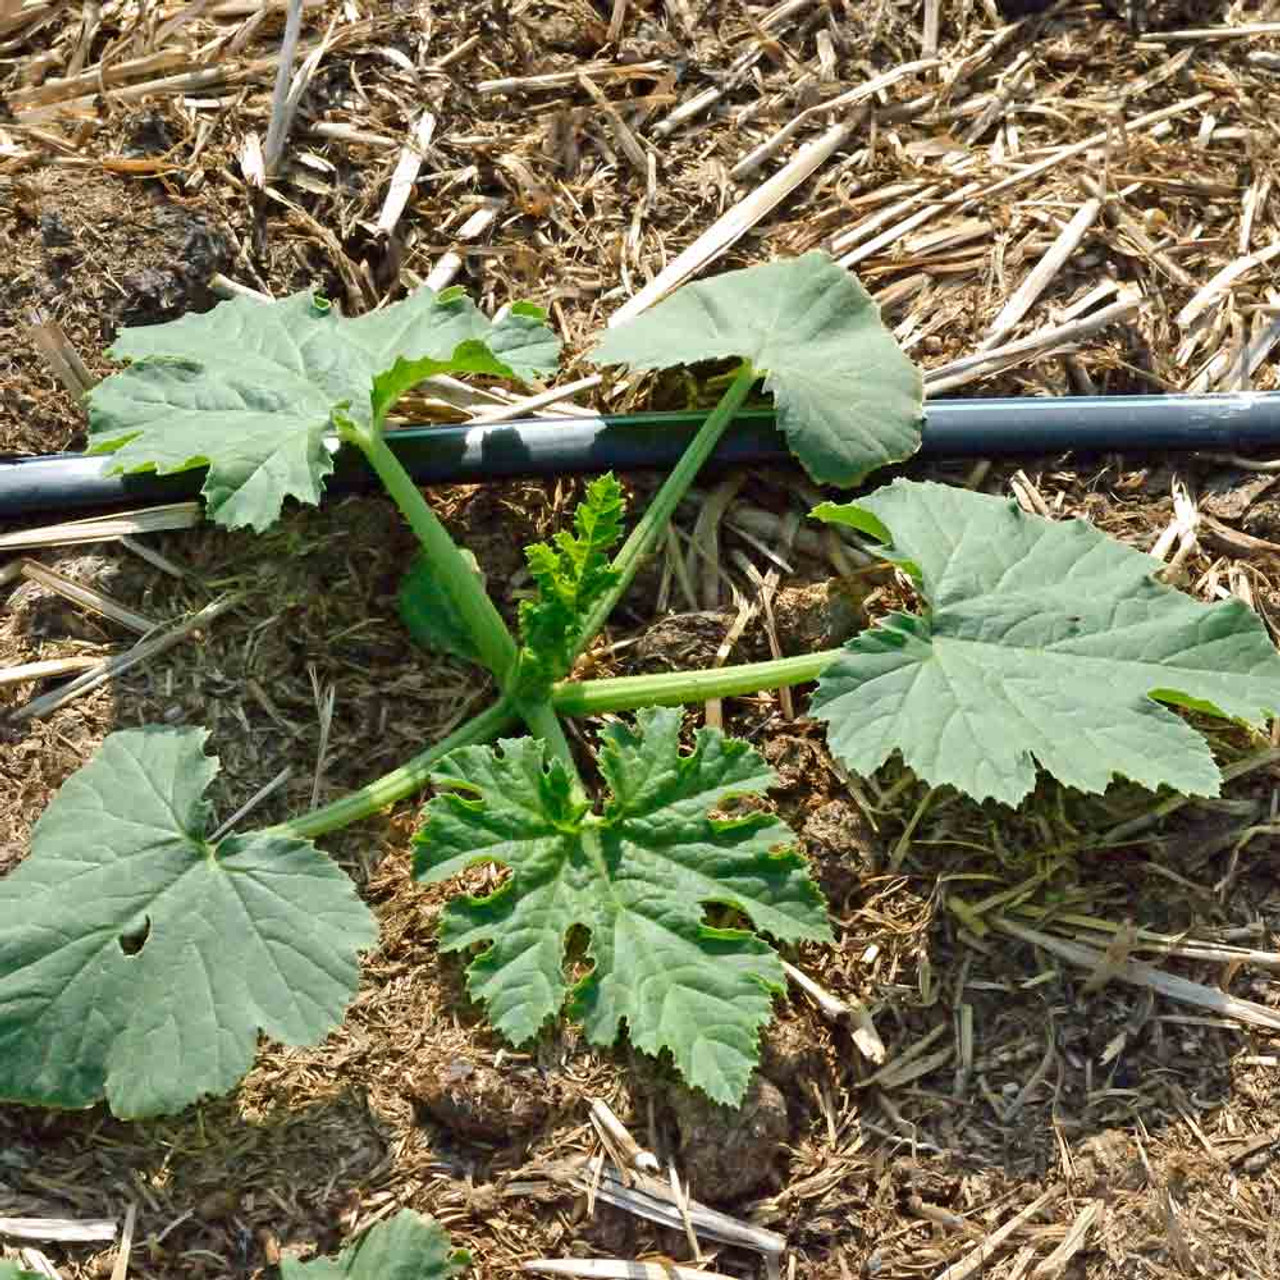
[453,861,510,899]
[118,915,151,956]
[562,924,593,986]
[703,903,752,933]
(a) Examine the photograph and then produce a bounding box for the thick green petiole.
[346,422,519,685]
[275,364,801,848]
[568,362,759,663]
[519,696,581,773]
[265,652,842,843]
[269,696,519,841]
[522,696,593,811]
[551,649,841,716]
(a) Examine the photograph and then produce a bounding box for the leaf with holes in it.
[413,706,831,1105]
[810,479,1280,806]
[87,288,560,533]
[280,1210,469,1280]
[0,727,377,1119]
[591,252,923,486]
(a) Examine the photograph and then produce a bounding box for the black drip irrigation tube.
[3,391,1280,520]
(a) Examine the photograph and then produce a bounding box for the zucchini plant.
[2,252,1278,1120]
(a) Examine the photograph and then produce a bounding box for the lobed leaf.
[280,1210,469,1280]
[88,288,560,533]
[811,479,1280,806]
[413,707,830,1105]
[0,728,377,1118]
[591,252,923,487]
[516,473,626,690]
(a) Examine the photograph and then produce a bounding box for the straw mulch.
[2,1,1280,1277]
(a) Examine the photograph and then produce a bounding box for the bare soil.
[2,3,1280,1279]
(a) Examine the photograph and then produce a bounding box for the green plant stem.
[348,423,519,684]
[521,696,592,806]
[551,648,842,716]
[569,361,759,662]
[268,648,841,843]
[269,696,518,841]
[268,363,818,845]
[518,696,611,882]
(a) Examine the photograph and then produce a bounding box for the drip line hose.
[2,391,1280,520]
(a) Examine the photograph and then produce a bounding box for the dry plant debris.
[3,2,1280,1279]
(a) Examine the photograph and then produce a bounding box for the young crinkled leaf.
[810,479,1280,806]
[280,1210,469,1280]
[87,288,560,533]
[592,252,922,487]
[0,728,377,1118]
[516,473,625,689]
[413,706,830,1105]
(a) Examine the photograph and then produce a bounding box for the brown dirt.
[2,3,1280,1280]
[0,167,234,455]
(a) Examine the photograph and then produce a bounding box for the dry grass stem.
[7,5,1280,1276]
[468,375,604,425]
[18,560,157,635]
[979,199,1102,351]
[209,766,294,842]
[476,61,666,96]
[1144,21,1280,42]
[925,297,1143,395]
[10,594,244,723]
[1178,240,1280,329]
[262,0,307,175]
[0,1219,115,1244]
[375,112,435,241]
[652,0,816,136]
[523,1262,736,1279]
[0,504,203,552]
[991,915,1280,1033]
[108,1203,136,1280]
[1030,1200,1102,1279]
[557,1161,785,1259]
[932,1186,1062,1280]
[610,119,855,325]
[26,313,96,398]
[0,656,103,687]
[587,1099,659,1175]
